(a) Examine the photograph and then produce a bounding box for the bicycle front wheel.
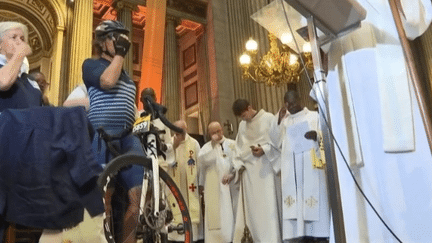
[97,154,193,243]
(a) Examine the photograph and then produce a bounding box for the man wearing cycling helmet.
[82,20,143,243]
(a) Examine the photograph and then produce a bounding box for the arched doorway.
[0,0,66,105]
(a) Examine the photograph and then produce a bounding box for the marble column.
[114,0,139,76]
[226,0,256,104]
[68,0,93,93]
[48,26,65,106]
[196,28,212,133]
[163,15,180,122]
[206,0,238,136]
[48,26,64,106]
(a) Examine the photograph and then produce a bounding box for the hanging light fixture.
[239,33,313,86]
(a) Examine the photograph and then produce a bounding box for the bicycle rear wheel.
[97,154,192,243]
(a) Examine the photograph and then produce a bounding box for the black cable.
[279,1,403,242]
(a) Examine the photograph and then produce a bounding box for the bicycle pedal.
[168,224,185,234]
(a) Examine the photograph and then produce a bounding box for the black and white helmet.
[94,20,129,39]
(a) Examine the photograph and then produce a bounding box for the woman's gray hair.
[0,21,28,43]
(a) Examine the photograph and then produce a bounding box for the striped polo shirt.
[82,58,136,129]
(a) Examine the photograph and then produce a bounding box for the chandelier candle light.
[239,33,312,86]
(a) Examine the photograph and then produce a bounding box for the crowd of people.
[134,88,329,243]
[0,19,330,243]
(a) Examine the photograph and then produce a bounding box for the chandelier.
[239,33,313,86]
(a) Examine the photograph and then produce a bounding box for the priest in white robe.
[271,90,330,242]
[318,0,432,242]
[231,99,282,243]
[167,120,204,242]
[198,121,238,243]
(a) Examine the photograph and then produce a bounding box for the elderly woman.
[0,21,41,112]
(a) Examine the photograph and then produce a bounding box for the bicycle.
[97,96,192,243]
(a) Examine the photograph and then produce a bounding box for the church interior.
[0,0,331,141]
[2,0,432,242]
[2,0,432,140]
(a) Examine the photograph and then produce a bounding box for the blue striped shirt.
[82,58,136,129]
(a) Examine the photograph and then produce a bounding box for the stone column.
[139,0,167,110]
[207,0,237,133]
[48,26,65,106]
[114,0,139,76]
[163,15,180,122]
[68,0,93,93]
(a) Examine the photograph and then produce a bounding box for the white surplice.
[198,137,238,243]
[232,109,282,243]
[324,0,432,242]
[271,108,330,240]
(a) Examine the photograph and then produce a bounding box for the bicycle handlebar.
[143,95,184,134]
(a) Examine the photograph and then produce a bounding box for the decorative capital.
[113,0,139,11]
[166,14,181,27]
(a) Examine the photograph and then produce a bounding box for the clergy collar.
[212,136,226,148]
[290,107,309,118]
[249,109,265,122]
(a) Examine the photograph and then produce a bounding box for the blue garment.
[0,107,104,237]
[82,57,144,189]
[82,58,136,129]
[92,128,144,190]
[0,64,42,112]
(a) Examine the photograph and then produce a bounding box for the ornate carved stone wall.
[167,0,207,19]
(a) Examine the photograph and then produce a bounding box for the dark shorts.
[92,128,145,190]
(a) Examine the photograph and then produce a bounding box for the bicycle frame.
[99,96,190,242]
[132,98,185,235]
[141,130,162,220]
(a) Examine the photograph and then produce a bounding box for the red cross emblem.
[189,183,197,192]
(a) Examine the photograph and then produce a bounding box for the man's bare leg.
[121,186,142,243]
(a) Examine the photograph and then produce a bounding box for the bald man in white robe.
[198,121,238,243]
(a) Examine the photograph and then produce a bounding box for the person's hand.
[14,41,32,58]
[238,166,246,176]
[211,134,221,146]
[304,130,318,141]
[251,145,264,157]
[211,134,219,142]
[278,106,287,125]
[114,34,131,57]
[222,173,235,185]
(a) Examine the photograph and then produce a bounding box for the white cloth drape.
[325,0,432,242]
